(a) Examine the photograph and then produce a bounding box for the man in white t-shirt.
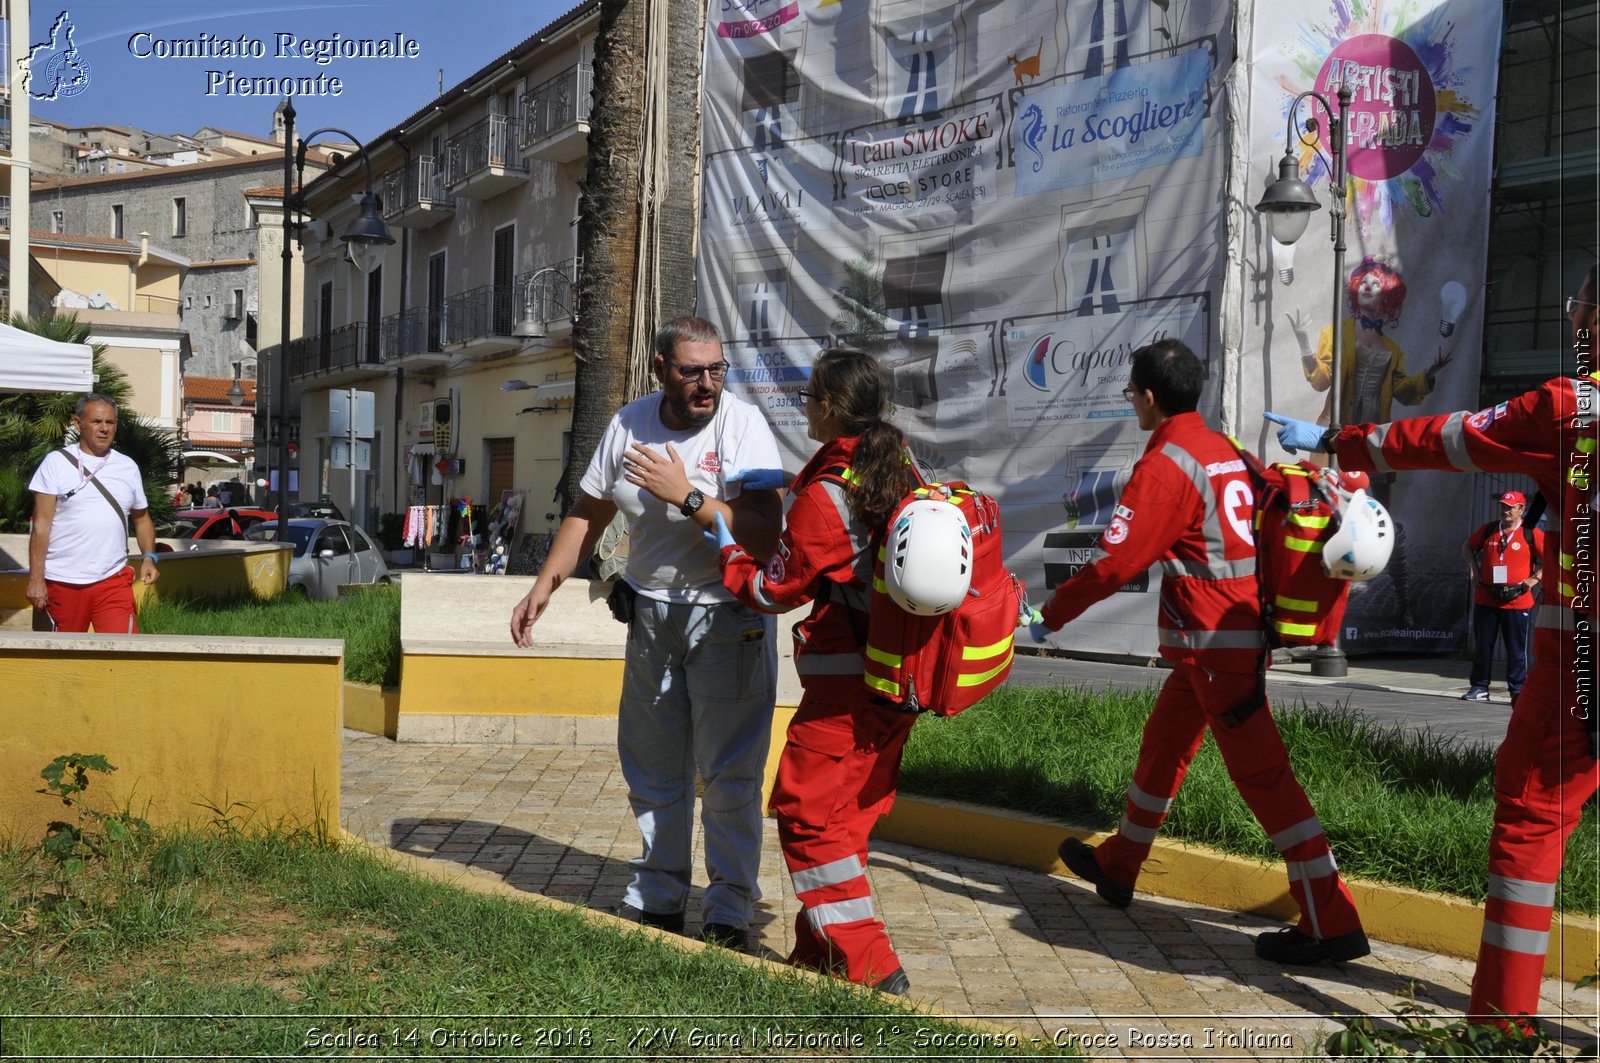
[27,394,160,632]
[511,316,783,951]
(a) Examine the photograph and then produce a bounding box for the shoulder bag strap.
[58,448,128,528]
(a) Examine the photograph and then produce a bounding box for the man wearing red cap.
[1459,491,1543,702]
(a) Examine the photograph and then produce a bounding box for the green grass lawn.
[900,683,1598,915]
[139,588,401,687]
[0,828,1072,1059]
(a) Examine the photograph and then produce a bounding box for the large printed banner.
[698,0,1498,659]
[1240,0,1502,653]
[699,0,1235,658]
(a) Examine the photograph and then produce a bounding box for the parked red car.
[155,507,280,550]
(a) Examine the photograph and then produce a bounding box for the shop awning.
[0,322,94,393]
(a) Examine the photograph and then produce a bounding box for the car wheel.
[378,576,392,586]
[284,583,310,601]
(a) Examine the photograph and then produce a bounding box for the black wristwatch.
[679,488,705,518]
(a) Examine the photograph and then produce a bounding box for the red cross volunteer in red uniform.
[1035,339,1369,966]
[1460,490,1544,702]
[717,348,918,995]
[1267,265,1599,1026]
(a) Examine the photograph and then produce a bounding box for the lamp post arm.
[300,126,379,195]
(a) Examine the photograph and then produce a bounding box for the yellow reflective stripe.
[1578,436,1596,454]
[1561,552,1575,569]
[1274,619,1318,637]
[1285,536,1324,553]
[865,644,901,667]
[1281,466,1310,478]
[873,576,888,594]
[1274,594,1319,612]
[956,646,1013,687]
[864,674,900,696]
[1287,513,1331,528]
[961,636,1013,662]
[1559,582,1575,598]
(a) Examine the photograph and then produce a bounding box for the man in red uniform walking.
[1460,490,1544,703]
[1268,266,1598,1024]
[1033,339,1369,965]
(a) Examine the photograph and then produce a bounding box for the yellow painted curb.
[879,796,1599,984]
[343,682,399,738]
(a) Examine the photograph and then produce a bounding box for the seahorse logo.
[24,11,92,101]
[1019,102,1046,174]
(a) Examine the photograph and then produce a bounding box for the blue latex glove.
[1020,604,1051,642]
[1264,411,1326,454]
[726,467,788,490]
[703,511,737,551]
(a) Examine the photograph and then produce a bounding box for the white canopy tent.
[0,321,94,393]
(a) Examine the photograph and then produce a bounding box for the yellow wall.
[31,246,130,302]
[0,633,343,841]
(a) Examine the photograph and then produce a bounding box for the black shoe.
[698,922,748,951]
[615,903,685,934]
[873,968,911,996]
[1058,837,1133,909]
[1254,927,1370,965]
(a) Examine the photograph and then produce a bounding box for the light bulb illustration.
[1439,280,1467,336]
[1269,237,1296,285]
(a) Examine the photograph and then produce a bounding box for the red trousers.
[769,691,917,986]
[1094,664,1363,940]
[44,567,138,634]
[1468,628,1599,1023]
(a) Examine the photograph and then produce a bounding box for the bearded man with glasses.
[511,315,784,952]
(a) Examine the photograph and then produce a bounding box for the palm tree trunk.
[561,0,704,513]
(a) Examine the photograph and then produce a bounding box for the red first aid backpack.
[821,461,1027,716]
[1232,442,1369,648]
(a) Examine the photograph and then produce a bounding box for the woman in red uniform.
[714,347,917,994]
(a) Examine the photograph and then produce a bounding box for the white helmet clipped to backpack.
[884,498,973,615]
[1322,488,1394,582]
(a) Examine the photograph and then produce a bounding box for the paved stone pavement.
[340,731,1598,1060]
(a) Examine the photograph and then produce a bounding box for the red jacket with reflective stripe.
[1040,411,1264,672]
[1466,520,1544,609]
[720,435,874,700]
[1329,374,1597,713]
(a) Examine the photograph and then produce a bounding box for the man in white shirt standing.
[27,393,160,633]
[510,316,783,951]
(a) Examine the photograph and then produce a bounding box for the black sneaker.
[1254,927,1370,965]
[873,968,911,996]
[615,903,685,935]
[1058,837,1133,908]
[698,922,748,951]
[1461,688,1490,702]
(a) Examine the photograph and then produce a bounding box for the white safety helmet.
[1322,488,1394,582]
[883,498,973,616]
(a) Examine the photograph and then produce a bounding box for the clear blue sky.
[24,1,580,145]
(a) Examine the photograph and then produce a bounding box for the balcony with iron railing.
[0,196,10,232]
[287,322,387,385]
[520,63,594,164]
[382,155,455,229]
[444,114,528,201]
[440,283,519,360]
[378,305,450,368]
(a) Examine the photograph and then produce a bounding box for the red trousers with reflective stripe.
[44,567,138,634]
[769,692,917,986]
[1094,664,1362,939]
[1469,628,1599,1022]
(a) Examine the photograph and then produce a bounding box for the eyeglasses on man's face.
[797,389,816,403]
[1566,296,1598,315]
[671,361,730,381]
[1121,385,1140,402]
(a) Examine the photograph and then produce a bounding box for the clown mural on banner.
[1241,0,1501,651]
[697,0,1500,658]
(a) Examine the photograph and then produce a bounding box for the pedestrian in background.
[1460,490,1543,703]
[25,393,160,633]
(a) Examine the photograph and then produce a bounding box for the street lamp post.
[275,100,394,542]
[1255,84,1352,678]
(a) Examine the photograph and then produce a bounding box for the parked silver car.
[245,518,392,600]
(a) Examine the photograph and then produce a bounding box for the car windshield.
[244,523,314,556]
[157,518,206,537]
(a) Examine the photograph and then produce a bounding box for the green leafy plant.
[36,753,151,885]
[1324,981,1591,1058]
